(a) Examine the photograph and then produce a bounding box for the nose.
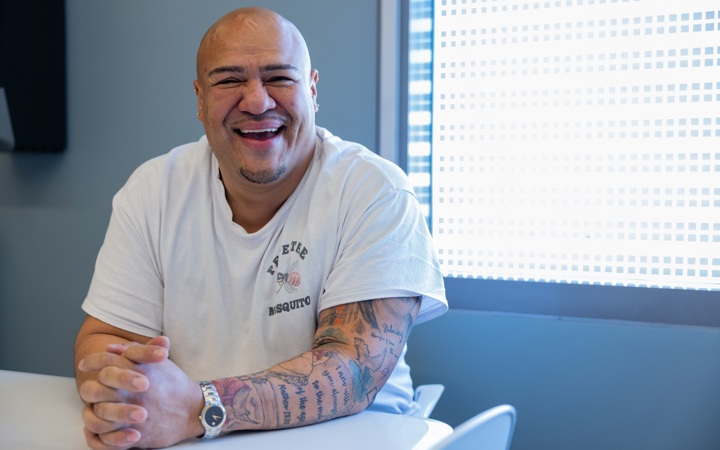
[239,81,276,115]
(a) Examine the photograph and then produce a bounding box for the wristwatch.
[198,381,226,439]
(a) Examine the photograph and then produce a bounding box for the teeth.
[240,128,278,134]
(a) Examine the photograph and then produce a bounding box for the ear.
[193,79,203,120]
[310,69,319,111]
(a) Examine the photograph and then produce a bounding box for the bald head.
[191,7,320,192]
[196,7,312,81]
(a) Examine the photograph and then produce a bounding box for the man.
[75,7,447,450]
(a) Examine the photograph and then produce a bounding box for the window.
[393,0,720,326]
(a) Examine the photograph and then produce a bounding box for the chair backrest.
[414,384,446,418]
[428,404,517,450]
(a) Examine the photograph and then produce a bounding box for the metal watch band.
[198,381,226,439]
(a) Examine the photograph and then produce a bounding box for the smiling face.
[194,9,318,188]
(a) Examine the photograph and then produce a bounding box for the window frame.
[380,0,720,328]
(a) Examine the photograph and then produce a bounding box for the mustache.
[232,112,289,124]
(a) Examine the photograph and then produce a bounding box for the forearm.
[216,345,369,432]
[216,297,421,433]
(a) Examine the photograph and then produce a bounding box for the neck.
[220,152,313,234]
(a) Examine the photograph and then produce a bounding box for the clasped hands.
[77,337,204,450]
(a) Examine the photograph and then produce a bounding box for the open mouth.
[235,127,283,141]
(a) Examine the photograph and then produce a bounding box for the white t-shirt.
[82,127,447,414]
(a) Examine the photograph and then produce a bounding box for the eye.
[266,76,295,87]
[211,78,243,87]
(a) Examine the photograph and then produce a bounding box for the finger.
[97,365,149,392]
[93,402,147,425]
[84,427,115,450]
[119,343,168,365]
[98,427,142,449]
[78,352,130,373]
[83,426,140,450]
[106,343,132,355]
[146,335,170,350]
[82,403,131,438]
[106,336,169,357]
[78,380,124,404]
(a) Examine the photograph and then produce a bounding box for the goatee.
[239,166,287,184]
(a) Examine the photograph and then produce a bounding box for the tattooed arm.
[216,296,421,432]
[73,297,420,449]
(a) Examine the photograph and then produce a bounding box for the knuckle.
[87,352,115,369]
[97,365,117,383]
[82,413,106,434]
[93,402,110,420]
[79,380,102,402]
[98,366,132,390]
[101,428,139,448]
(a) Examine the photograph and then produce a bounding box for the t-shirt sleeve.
[82,173,164,337]
[320,187,448,324]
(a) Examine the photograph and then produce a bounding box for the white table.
[0,369,452,449]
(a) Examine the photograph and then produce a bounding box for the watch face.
[203,405,225,427]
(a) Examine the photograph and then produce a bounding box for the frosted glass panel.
[409,0,720,291]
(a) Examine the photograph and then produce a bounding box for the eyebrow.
[207,64,299,78]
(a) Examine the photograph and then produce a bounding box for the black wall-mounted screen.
[0,0,66,152]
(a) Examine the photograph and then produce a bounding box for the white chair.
[413,384,445,418]
[427,404,517,450]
